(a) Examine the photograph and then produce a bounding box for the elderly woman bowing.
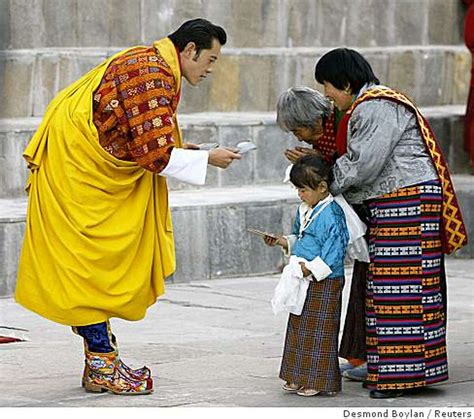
[276,86,342,164]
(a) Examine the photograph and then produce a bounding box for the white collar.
[313,194,333,210]
[299,193,333,216]
[298,194,334,237]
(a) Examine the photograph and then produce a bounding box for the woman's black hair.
[290,155,333,190]
[168,18,227,55]
[314,48,380,95]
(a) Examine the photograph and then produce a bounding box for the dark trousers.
[338,260,368,360]
[73,321,113,353]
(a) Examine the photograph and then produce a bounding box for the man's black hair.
[290,155,332,191]
[168,18,227,55]
[315,48,380,95]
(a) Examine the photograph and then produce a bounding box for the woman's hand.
[284,147,322,163]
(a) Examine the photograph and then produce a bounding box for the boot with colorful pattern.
[83,349,153,395]
[73,323,151,384]
[110,334,151,381]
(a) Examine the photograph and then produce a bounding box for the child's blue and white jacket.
[271,193,370,315]
[285,194,349,280]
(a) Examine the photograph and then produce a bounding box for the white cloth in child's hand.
[271,256,311,316]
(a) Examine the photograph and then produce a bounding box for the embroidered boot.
[83,349,153,395]
[79,341,152,388]
[110,334,151,381]
[73,323,151,385]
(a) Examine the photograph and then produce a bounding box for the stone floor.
[0,259,473,410]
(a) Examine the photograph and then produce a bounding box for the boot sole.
[82,370,150,387]
[84,382,153,395]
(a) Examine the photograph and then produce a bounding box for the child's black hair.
[290,155,332,190]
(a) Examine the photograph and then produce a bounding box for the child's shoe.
[296,388,320,397]
[282,382,301,393]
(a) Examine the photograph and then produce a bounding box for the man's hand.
[182,142,201,150]
[208,148,241,168]
[284,146,322,163]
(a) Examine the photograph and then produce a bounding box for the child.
[263,155,349,397]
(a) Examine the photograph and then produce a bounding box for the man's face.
[180,38,222,87]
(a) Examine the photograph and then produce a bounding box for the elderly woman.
[276,86,339,163]
[315,48,468,399]
[276,86,369,381]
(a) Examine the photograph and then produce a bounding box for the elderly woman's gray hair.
[276,86,332,132]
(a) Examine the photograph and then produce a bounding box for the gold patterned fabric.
[344,87,468,255]
[93,45,180,173]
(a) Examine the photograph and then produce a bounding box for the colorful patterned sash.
[336,87,468,254]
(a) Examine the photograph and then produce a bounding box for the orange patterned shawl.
[337,87,468,255]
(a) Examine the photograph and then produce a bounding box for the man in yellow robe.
[15,18,241,395]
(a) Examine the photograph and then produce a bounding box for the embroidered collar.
[153,37,182,98]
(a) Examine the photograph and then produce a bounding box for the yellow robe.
[15,38,180,326]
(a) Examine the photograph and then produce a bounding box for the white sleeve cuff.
[282,234,297,257]
[160,148,209,185]
[305,256,332,281]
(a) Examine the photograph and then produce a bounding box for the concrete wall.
[0,0,470,117]
[1,0,465,49]
[0,46,470,119]
[0,107,469,198]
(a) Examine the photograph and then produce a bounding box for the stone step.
[1,106,470,199]
[0,184,299,296]
[1,176,473,297]
[0,0,464,50]
[0,197,26,296]
[0,46,469,118]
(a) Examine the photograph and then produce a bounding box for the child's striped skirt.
[279,276,344,392]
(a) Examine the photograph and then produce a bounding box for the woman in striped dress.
[314,48,468,399]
